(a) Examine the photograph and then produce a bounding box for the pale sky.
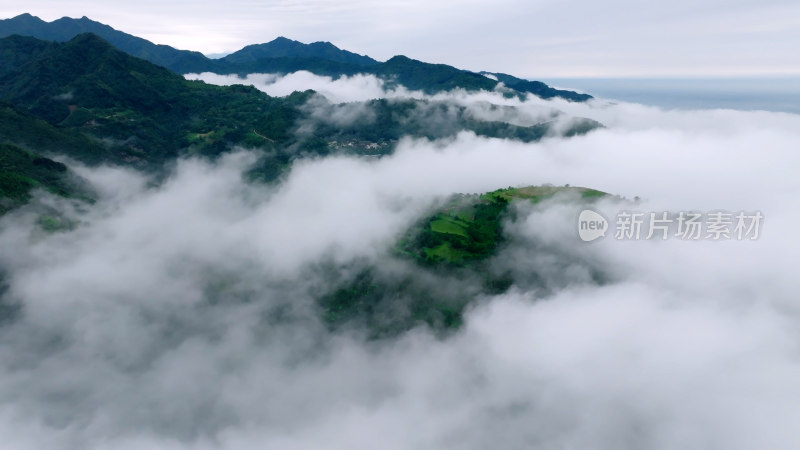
[2,0,799,77]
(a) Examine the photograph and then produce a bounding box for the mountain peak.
[0,13,215,73]
[222,36,379,67]
[386,55,413,63]
[5,13,45,27]
[271,36,296,43]
[308,41,339,50]
[63,32,116,52]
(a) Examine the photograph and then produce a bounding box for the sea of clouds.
[0,71,799,449]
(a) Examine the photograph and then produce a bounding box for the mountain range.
[0,14,601,216]
[0,13,591,100]
[0,27,600,189]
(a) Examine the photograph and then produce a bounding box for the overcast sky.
[2,1,799,78]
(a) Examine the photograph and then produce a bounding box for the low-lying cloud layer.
[186,71,590,140]
[185,72,401,103]
[1,76,800,449]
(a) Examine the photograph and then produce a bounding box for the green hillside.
[319,185,609,336]
[0,102,111,163]
[0,142,88,214]
[0,34,312,168]
[399,185,607,267]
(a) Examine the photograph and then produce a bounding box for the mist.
[2,73,800,449]
[184,71,409,103]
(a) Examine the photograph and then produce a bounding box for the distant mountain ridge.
[0,32,602,226]
[0,13,214,73]
[221,36,378,66]
[0,13,591,101]
[0,33,599,168]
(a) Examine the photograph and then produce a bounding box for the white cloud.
[185,71,417,102]
[1,82,800,449]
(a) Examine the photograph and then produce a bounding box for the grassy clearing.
[429,216,470,238]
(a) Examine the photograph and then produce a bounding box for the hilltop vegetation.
[399,185,607,267]
[319,185,609,336]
